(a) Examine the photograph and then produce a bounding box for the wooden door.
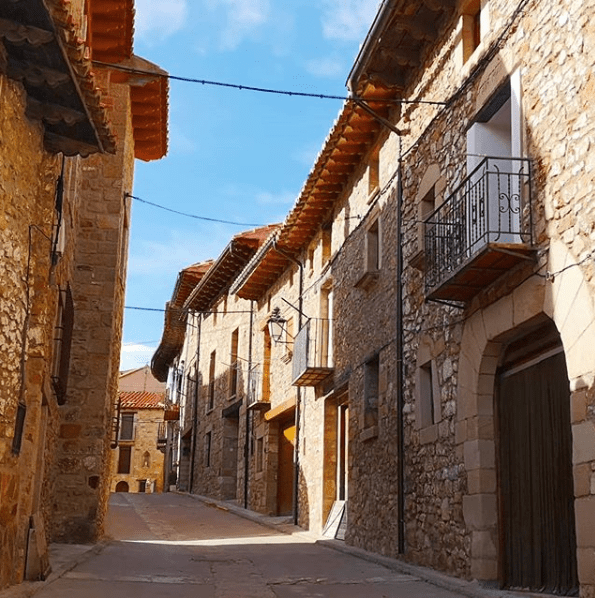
[277,422,295,515]
[497,350,578,595]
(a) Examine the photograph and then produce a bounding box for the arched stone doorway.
[496,318,577,593]
[115,481,129,493]
[457,241,595,595]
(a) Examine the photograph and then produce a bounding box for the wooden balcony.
[424,157,534,304]
[292,319,333,387]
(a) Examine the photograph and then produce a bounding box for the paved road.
[34,493,465,598]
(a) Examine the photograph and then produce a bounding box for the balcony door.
[466,71,523,246]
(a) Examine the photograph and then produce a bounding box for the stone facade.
[110,390,166,494]
[0,0,168,590]
[155,0,595,595]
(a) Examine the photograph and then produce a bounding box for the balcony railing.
[292,318,333,386]
[424,156,533,302]
[157,422,167,452]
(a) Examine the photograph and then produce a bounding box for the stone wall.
[336,0,595,592]
[49,71,135,543]
[110,407,166,494]
[0,74,62,589]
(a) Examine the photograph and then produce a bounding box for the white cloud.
[320,0,379,42]
[255,190,295,206]
[120,343,156,371]
[135,0,188,43]
[305,55,345,79]
[206,0,271,50]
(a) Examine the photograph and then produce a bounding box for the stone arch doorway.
[496,318,577,594]
[457,242,595,595]
[115,481,129,493]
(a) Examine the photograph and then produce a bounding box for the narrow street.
[33,493,467,598]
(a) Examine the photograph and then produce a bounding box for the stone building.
[110,390,166,494]
[154,0,595,595]
[0,0,168,589]
[151,227,278,499]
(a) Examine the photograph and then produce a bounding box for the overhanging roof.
[184,225,281,312]
[347,0,458,95]
[0,0,117,155]
[232,1,458,302]
[88,0,134,64]
[151,261,212,382]
[232,97,390,301]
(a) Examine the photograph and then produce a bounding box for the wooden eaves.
[183,225,281,314]
[232,0,458,302]
[151,261,213,383]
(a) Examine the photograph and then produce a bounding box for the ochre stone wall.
[110,407,166,494]
[0,74,62,589]
[50,71,135,543]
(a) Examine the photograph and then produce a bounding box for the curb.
[179,492,546,598]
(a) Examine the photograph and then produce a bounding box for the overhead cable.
[92,61,446,106]
[127,194,267,227]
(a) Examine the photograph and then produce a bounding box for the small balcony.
[157,422,167,452]
[292,318,333,387]
[424,156,534,303]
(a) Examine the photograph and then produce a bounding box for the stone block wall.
[49,71,135,544]
[110,407,166,494]
[0,75,62,589]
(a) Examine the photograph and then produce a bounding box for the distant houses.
[152,1,595,596]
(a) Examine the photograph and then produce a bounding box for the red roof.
[119,391,165,410]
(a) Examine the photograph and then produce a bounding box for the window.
[51,286,74,405]
[365,217,381,272]
[364,355,379,429]
[205,432,212,467]
[256,437,264,472]
[118,446,132,474]
[208,350,216,411]
[229,329,239,399]
[461,0,484,63]
[322,223,332,265]
[262,328,272,402]
[419,361,436,428]
[119,413,135,441]
[368,148,380,199]
[11,403,26,456]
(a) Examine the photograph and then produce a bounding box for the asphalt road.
[33,492,466,598]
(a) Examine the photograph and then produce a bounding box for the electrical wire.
[92,61,446,106]
[127,194,267,227]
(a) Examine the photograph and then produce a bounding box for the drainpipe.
[272,241,303,526]
[396,138,405,554]
[189,311,202,493]
[243,301,254,509]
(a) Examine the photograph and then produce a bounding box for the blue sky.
[120,0,379,370]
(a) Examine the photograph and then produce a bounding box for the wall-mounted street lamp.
[267,307,287,344]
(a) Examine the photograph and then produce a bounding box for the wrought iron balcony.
[424,156,534,303]
[292,318,333,386]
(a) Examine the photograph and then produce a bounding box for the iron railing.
[292,318,333,385]
[424,156,532,293]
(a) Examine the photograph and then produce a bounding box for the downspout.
[272,241,303,526]
[189,312,202,493]
[243,300,254,508]
[396,137,405,554]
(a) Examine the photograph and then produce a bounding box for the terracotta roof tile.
[119,391,165,410]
